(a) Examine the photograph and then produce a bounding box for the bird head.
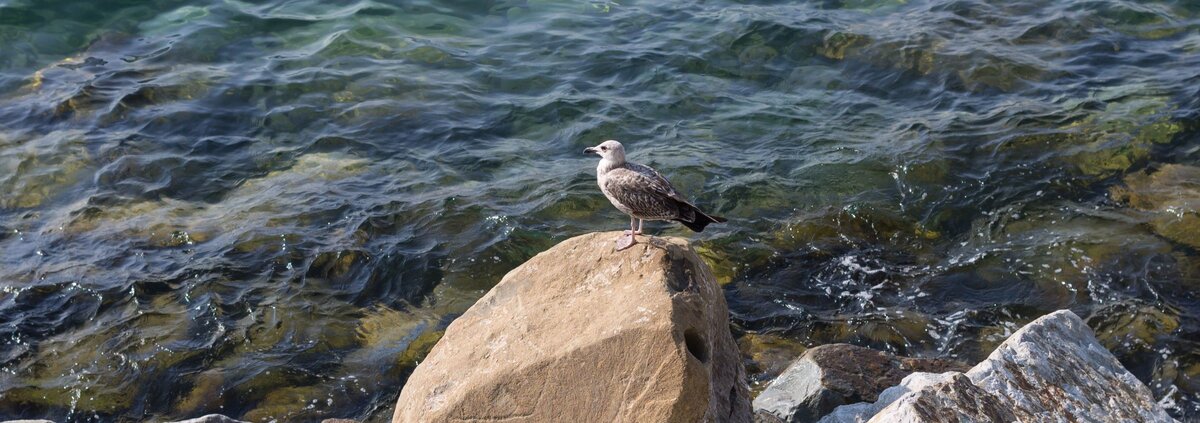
[583,140,626,163]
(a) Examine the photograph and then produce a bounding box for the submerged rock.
[996,93,1182,178]
[392,232,751,422]
[1111,164,1200,249]
[1089,302,1182,358]
[0,129,91,209]
[964,310,1174,422]
[738,332,808,395]
[752,344,968,422]
[173,370,225,417]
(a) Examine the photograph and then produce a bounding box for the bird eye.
[601,146,608,151]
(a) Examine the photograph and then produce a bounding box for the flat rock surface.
[392,232,751,422]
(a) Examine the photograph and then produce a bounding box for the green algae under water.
[1,0,1199,421]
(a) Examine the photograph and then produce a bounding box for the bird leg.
[635,219,644,235]
[616,216,637,251]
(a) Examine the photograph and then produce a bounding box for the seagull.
[584,140,726,251]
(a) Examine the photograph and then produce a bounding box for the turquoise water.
[1,0,1198,421]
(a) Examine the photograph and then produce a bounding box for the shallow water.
[0,0,1198,421]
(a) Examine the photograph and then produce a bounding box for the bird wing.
[626,162,694,203]
[603,165,695,220]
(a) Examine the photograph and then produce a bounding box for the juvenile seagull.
[584,140,726,251]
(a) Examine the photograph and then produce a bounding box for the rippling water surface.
[1,0,1199,420]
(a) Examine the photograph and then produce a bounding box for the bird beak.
[584,147,597,154]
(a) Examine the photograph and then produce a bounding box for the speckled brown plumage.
[587,140,725,234]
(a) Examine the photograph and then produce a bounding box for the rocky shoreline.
[151,232,1176,423]
[759,310,1175,422]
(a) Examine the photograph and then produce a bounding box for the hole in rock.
[684,328,709,363]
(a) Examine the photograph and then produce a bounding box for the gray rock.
[820,310,1177,423]
[1,420,56,423]
[964,309,1175,422]
[866,373,1015,423]
[818,372,957,423]
[752,344,968,422]
[754,409,789,423]
[167,414,249,423]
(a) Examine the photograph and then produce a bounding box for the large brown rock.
[392,232,751,422]
[752,344,968,422]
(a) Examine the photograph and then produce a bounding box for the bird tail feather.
[676,207,726,233]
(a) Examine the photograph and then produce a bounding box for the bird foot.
[615,233,636,251]
[634,230,643,235]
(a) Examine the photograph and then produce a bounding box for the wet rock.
[819,372,957,423]
[1089,303,1181,357]
[392,232,751,422]
[739,43,779,66]
[752,344,968,422]
[694,243,737,286]
[221,304,369,421]
[1071,133,1151,177]
[739,333,808,396]
[957,203,1176,309]
[0,130,91,209]
[55,151,371,254]
[694,238,775,288]
[167,415,248,423]
[306,249,371,282]
[1067,95,1182,177]
[822,310,1175,422]
[0,293,197,415]
[1111,164,1200,249]
[754,410,789,423]
[965,310,1174,422]
[997,93,1182,178]
[1111,164,1200,210]
[817,31,871,61]
[174,370,226,417]
[769,206,922,251]
[394,329,443,368]
[867,373,1015,423]
[241,385,332,422]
